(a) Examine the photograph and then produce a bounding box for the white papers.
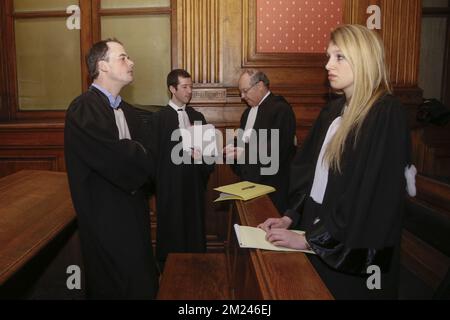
[181,124,218,157]
[234,224,315,254]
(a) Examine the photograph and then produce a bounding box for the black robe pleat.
[151,106,214,266]
[285,94,411,299]
[64,87,158,299]
[231,93,296,213]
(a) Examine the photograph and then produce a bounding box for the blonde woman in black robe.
[259,24,416,299]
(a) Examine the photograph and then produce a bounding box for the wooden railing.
[158,195,333,300]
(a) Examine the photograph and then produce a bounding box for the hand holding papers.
[181,123,218,157]
[223,144,244,160]
[214,181,275,202]
[190,147,203,161]
[234,224,315,254]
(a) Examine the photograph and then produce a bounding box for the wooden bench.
[401,175,450,297]
[157,253,230,300]
[401,230,450,290]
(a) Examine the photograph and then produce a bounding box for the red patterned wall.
[256,0,344,53]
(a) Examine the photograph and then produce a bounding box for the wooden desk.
[0,170,75,285]
[227,195,333,300]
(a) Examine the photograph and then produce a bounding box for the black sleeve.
[229,109,249,177]
[136,110,159,183]
[305,99,409,274]
[65,99,153,193]
[276,103,296,165]
[284,106,330,225]
[262,101,296,175]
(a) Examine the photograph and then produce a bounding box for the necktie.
[177,109,191,129]
[113,108,131,140]
[242,106,259,143]
[309,116,342,204]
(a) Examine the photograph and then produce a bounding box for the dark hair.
[242,69,270,88]
[86,38,122,80]
[167,69,192,90]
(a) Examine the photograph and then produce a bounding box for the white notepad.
[234,224,315,254]
[181,124,218,157]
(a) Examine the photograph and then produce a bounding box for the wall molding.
[242,0,328,67]
[191,88,227,103]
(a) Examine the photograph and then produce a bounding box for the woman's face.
[325,42,354,99]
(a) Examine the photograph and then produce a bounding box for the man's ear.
[169,85,177,95]
[98,60,108,73]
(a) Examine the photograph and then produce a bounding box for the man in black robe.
[65,39,158,299]
[224,69,296,213]
[152,69,214,268]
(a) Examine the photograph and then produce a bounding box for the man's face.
[170,76,193,106]
[238,73,265,107]
[101,42,135,86]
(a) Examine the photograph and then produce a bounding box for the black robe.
[151,106,214,266]
[64,87,158,299]
[285,94,411,299]
[231,93,296,213]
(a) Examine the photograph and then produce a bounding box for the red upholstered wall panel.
[256,0,344,53]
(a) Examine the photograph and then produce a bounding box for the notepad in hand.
[213,181,275,202]
[234,224,315,254]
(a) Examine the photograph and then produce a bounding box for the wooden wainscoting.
[0,122,65,178]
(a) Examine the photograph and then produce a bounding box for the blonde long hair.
[324,24,392,173]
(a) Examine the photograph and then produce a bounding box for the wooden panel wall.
[0,3,8,120]
[345,0,422,84]
[0,123,65,178]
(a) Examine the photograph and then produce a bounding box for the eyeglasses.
[239,81,259,96]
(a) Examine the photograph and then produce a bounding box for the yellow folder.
[213,181,275,202]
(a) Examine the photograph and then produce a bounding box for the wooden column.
[177,0,222,84]
[344,0,423,122]
[345,0,422,88]
[381,0,422,87]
